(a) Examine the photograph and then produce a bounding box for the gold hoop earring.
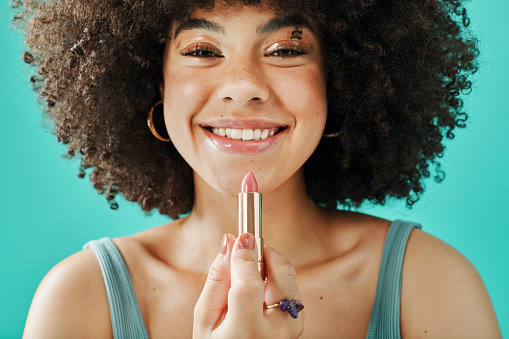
[147,100,171,142]
[322,131,340,138]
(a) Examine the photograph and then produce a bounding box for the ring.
[266,299,304,319]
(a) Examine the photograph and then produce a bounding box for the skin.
[23,3,501,338]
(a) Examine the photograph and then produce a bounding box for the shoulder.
[400,228,501,338]
[23,247,112,338]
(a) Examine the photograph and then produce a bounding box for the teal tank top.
[84,238,149,338]
[84,220,421,338]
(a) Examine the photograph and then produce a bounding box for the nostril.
[217,79,270,105]
[222,96,262,103]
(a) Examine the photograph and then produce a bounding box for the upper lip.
[200,118,287,129]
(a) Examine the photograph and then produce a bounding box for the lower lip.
[203,128,285,154]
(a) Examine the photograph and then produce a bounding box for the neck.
[179,169,331,270]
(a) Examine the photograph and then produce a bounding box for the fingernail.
[220,233,227,255]
[239,233,255,250]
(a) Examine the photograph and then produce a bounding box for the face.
[160,3,327,196]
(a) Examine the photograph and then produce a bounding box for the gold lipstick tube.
[238,191,265,280]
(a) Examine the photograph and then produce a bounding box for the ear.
[157,73,165,100]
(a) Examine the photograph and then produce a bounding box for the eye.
[268,47,306,57]
[264,41,308,58]
[180,43,223,58]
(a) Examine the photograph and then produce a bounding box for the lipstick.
[238,172,265,280]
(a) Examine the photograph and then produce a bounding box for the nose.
[216,60,270,106]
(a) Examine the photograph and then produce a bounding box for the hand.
[193,233,304,338]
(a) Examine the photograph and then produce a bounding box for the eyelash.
[264,46,307,57]
[180,43,308,58]
[181,43,223,58]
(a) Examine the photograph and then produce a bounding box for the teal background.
[1,1,507,337]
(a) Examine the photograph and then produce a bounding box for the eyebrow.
[256,15,315,35]
[173,19,225,39]
[172,14,315,40]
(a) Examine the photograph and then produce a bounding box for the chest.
[133,263,379,338]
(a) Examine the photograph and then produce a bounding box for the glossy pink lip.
[202,126,286,154]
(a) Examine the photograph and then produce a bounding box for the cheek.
[160,69,214,169]
[165,70,209,108]
[162,69,212,129]
[277,67,327,164]
[274,66,328,124]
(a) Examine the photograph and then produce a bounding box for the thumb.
[226,233,265,326]
[194,233,235,335]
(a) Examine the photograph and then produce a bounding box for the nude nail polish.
[220,233,228,255]
[239,232,255,250]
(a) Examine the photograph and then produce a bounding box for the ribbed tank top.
[84,238,149,338]
[84,220,420,338]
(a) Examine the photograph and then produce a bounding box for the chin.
[195,164,278,197]
[194,167,245,196]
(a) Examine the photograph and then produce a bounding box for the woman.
[17,0,501,337]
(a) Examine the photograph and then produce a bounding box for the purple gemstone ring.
[266,299,304,319]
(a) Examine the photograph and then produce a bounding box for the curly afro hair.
[12,0,478,218]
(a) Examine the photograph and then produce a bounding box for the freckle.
[424,330,428,333]
[153,287,157,292]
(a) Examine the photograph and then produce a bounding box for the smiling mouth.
[203,127,285,141]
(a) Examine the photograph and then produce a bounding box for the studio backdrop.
[1,1,508,337]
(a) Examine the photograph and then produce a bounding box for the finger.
[226,233,265,326]
[263,245,301,306]
[194,233,235,334]
[263,246,304,326]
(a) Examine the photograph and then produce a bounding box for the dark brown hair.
[12,0,478,218]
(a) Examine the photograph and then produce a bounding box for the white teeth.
[253,129,261,140]
[210,127,279,140]
[213,128,226,137]
[242,129,254,141]
[261,129,269,139]
[231,129,242,139]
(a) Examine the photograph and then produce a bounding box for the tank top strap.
[366,220,422,339]
[84,237,150,339]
